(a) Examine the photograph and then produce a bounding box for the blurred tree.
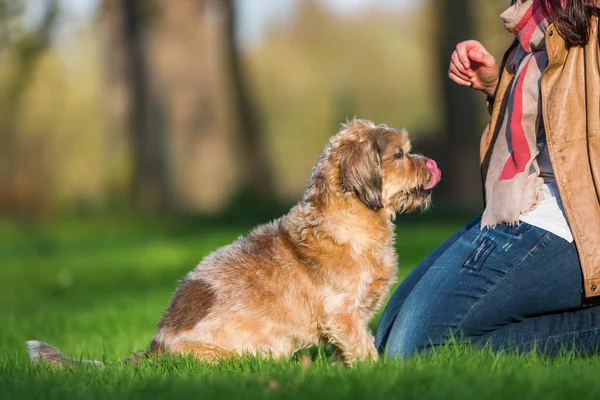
[435,0,483,209]
[220,0,274,198]
[118,0,170,212]
[0,0,59,215]
[0,0,58,118]
[102,0,238,213]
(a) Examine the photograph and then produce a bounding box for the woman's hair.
[512,0,596,47]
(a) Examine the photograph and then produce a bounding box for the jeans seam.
[515,326,600,349]
[452,232,553,336]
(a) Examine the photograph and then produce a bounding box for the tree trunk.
[119,0,170,212]
[0,0,59,215]
[220,0,274,198]
[436,0,483,209]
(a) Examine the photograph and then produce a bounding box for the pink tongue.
[424,159,441,190]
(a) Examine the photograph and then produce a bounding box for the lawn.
[1,214,599,400]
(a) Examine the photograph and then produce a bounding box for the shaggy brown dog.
[27,119,441,366]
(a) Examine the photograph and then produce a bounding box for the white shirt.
[519,130,573,242]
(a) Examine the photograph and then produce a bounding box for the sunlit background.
[0,0,513,219]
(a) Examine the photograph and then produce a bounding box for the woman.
[376,0,600,358]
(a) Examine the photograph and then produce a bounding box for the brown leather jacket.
[481,15,600,298]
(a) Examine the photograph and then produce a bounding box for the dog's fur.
[27,119,436,366]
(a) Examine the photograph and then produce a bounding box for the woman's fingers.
[449,61,472,82]
[456,40,490,69]
[448,67,472,87]
[449,73,472,87]
[455,41,478,69]
[468,49,496,68]
[451,51,473,78]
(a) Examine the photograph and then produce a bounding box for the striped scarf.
[481,0,555,228]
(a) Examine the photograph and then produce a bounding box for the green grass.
[2,214,599,399]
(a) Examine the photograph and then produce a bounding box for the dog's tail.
[26,340,105,367]
[26,340,151,367]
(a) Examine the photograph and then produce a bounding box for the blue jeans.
[376,218,600,358]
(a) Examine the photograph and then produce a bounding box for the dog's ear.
[340,135,383,210]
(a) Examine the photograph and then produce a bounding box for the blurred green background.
[0,0,514,353]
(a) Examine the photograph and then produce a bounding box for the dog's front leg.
[360,277,394,324]
[323,313,378,366]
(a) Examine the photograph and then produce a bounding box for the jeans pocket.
[463,239,496,271]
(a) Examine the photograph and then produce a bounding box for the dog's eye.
[394,150,404,160]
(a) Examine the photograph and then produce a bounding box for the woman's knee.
[376,219,479,352]
[382,296,456,359]
[375,264,431,351]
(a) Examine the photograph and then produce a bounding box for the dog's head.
[330,119,441,214]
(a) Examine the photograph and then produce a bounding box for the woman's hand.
[448,40,499,98]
